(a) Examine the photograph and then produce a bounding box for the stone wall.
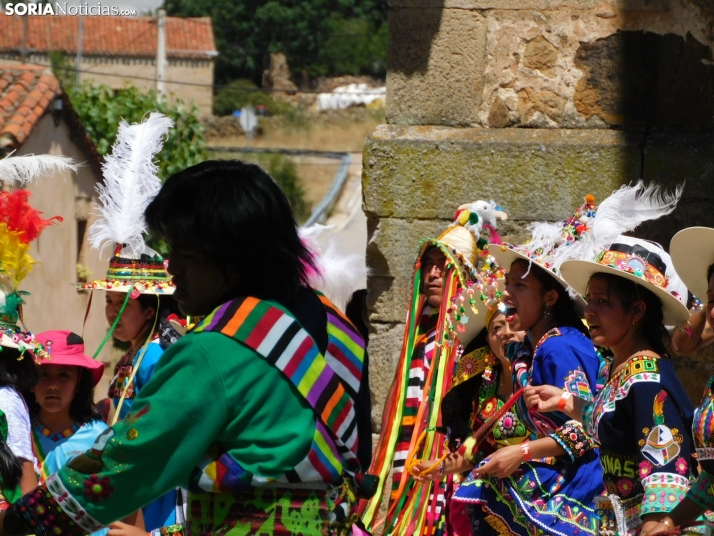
[365,0,714,432]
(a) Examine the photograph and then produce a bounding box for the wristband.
[557,390,573,411]
[521,442,531,462]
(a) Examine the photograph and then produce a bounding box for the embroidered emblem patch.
[641,391,680,467]
[563,369,592,401]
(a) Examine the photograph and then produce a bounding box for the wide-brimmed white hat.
[489,244,587,315]
[560,238,689,326]
[670,227,714,302]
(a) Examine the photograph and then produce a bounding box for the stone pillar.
[365,0,714,431]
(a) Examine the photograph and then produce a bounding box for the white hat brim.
[670,227,714,302]
[489,245,586,316]
[560,259,690,326]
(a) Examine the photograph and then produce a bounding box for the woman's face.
[487,312,525,362]
[502,260,555,332]
[105,292,155,343]
[167,242,239,317]
[35,365,80,415]
[584,275,640,349]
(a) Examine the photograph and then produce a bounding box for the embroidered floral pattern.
[551,421,593,461]
[617,478,635,496]
[83,474,114,501]
[641,472,689,515]
[675,457,688,476]
[686,469,714,510]
[638,460,653,478]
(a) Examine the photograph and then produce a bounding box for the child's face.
[35,365,80,414]
[105,292,155,343]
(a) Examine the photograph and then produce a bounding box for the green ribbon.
[92,290,131,359]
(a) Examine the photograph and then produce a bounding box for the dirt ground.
[206,107,383,208]
[205,107,384,153]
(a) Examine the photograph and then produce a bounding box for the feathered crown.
[0,153,77,354]
[299,224,368,313]
[549,182,681,275]
[416,200,508,287]
[79,113,175,297]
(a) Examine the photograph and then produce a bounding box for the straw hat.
[560,238,689,326]
[670,227,714,302]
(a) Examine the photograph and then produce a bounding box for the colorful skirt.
[452,453,604,536]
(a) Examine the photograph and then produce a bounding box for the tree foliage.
[163,0,389,84]
[65,83,206,181]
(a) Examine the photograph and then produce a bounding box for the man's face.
[421,248,446,308]
[166,241,237,317]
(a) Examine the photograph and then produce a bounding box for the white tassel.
[0,154,78,184]
[299,224,368,312]
[89,113,173,260]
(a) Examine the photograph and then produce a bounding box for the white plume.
[89,113,173,260]
[592,181,682,251]
[299,224,368,312]
[549,182,681,277]
[0,154,78,184]
[525,221,563,255]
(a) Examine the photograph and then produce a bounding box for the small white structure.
[316,84,386,111]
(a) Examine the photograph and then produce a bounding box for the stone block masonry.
[386,0,714,128]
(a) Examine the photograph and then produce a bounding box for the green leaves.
[66,82,207,181]
[164,0,388,84]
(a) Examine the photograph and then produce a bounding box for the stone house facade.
[0,15,217,116]
[365,0,714,432]
[0,64,110,365]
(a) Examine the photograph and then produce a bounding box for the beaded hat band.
[77,244,175,297]
[560,242,689,326]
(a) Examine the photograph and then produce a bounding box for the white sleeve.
[0,387,34,464]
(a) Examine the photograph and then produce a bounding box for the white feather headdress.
[0,153,78,184]
[299,224,368,313]
[88,113,173,260]
[549,181,682,274]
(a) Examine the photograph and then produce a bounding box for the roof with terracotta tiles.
[0,15,217,60]
[0,65,59,146]
[0,64,101,171]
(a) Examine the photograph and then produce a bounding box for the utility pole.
[75,15,83,85]
[156,9,166,97]
[20,15,28,63]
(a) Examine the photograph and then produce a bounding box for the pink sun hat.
[33,330,105,386]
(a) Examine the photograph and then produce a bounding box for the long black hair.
[587,272,670,356]
[513,259,590,338]
[144,160,317,302]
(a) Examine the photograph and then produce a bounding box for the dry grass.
[207,107,384,153]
